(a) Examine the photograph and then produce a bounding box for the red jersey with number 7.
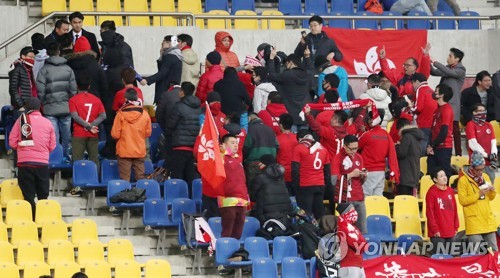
[69,92,105,138]
[292,143,330,187]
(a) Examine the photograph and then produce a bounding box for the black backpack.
[109,187,146,203]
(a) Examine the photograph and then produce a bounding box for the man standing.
[276,114,298,195]
[411,73,437,155]
[100,20,134,68]
[9,46,37,113]
[430,47,465,156]
[177,34,199,86]
[69,12,100,61]
[9,97,56,219]
[461,71,496,125]
[427,0,461,15]
[44,19,70,47]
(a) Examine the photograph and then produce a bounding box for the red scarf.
[301,99,380,126]
[19,111,34,146]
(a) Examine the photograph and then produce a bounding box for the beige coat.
[181,48,199,86]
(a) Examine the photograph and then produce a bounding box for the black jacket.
[99,30,134,68]
[396,126,424,187]
[156,85,180,132]
[72,29,101,61]
[461,85,498,125]
[251,164,293,225]
[243,118,278,164]
[166,95,201,148]
[44,30,65,48]
[145,48,183,104]
[66,51,108,98]
[294,31,343,62]
[102,47,128,124]
[214,70,251,115]
[490,71,500,122]
[8,60,35,108]
[267,62,312,125]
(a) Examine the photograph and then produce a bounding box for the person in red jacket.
[258,91,288,136]
[200,91,226,134]
[427,84,454,178]
[379,44,431,99]
[425,167,459,255]
[332,135,367,233]
[336,203,366,277]
[276,114,298,195]
[359,109,400,196]
[213,31,241,70]
[112,68,144,111]
[411,73,437,155]
[196,51,223,104]
[220,112,246,163]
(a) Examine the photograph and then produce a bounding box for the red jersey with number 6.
[69,92,105,138]
[292,143,330,187]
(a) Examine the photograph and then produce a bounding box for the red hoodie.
[358,125,400,182]
[277,131,298,182]
[214,31,240,69]
[413,82,437,129]
[196,65,223,104]
[425,185,459,238]
[380,55,430,98]
[258,103,288,135]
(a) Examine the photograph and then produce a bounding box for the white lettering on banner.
[461,263,496,277]
[374,261,442,277]
[354,46,396,75]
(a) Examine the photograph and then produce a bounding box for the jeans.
[390,0,433,16]
[240,112,248,133]
[420,128,431,157]
[468,232,498,253]
[427,148,453,178]
[427,0,461,15]
[46,115,72,157]
[295,186,325,220]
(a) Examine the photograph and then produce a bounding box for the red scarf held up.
[300,99,380,125]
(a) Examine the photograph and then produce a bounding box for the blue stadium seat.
[363,234,381,260]
[282,257,307,278]
[329,11,353,29]
[157,159,165,168]
[229,237,270,268]
[232,0,255,14]
[381,0,398,11]
[252,257,278,278]
[1,106,14,153]
[150,123,163,147]
[407,11,431,29]
[278,0,302,15]
[171,198,196,225]
[357,0,368,12]
[101,159,120,184]
[397,234,422,254]
[191,179,202,211]
[303,0,329,27]
[107,179,143,208]
[49,143,72,196]
[437,0,453,13]
[458,11,480,30]
[431,254,453,259]
[331,0,353,13]
[208,217,222,239]
[272,236,298,263]
[310,256,317,278]
[433,11,456,30]
[73,160,105,215]
[240,217,260,241]
[142,198,171,254]
[366,215,397,242]
[136,179,161,199]
[205,0,228,12]
[355,11,378,29]
[381,11,404,30]
[163,179,189,208]
[215,237,240,266]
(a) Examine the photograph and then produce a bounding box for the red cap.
[73,36,91,53]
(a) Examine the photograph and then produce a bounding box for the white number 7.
[84,103,93,122]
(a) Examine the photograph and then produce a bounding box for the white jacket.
[359,87,392,128]
[252,82,277,114]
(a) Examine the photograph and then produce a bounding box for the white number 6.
[313,152,322,170]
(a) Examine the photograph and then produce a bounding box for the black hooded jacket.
[396,126,425,187]
[100,30,134,68]
[215,69,251,115]
[166,95,201,147]
[66,51,108,98]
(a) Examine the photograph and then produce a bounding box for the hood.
[100,30,116,47]
[224,122,242,135]
[215,31,233,53]
[45,56,68,66]
[333,125,348,138]
[256,82,276,93]
[264,164,285,180]
[66,51,97,69]
[182,48,198,65]
[121,106,144,124]
[164,47,183,61]
[400,125,425,140]
[181,95,201,108]
[364,87,390,101]
[288,67,309,85]
[265,103,287,115]
[35,49,49,61]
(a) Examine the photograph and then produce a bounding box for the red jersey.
[425,185,459,238]
[112,86,144,111]
[292,143,330,187]
[220,127,247,163]
[306,114,347,169]
[413,83,437,129]
[69,92,105,138]
[431,103,454,149]
[258,103,288,136]
[332,148,364,202]
[277,131,298,182]
[316,111,333,127]
[465,121,496,165]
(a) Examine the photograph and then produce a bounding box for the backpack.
[364,0,383,14]
[256,217,294,240]
[146,167,170,183]
[181,213,216,251]
[109,187,146,203]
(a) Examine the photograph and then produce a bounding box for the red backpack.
[364,0,384,14]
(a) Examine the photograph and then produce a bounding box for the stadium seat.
[191,179,203,211]
[331,0,354,13]
[208,217,222,239]
[71,218,98,246]
[35,199,63,225]
[455,194,465,231]
[0,223,7,242]
[41,220,69,247]
[107,238,135,266]
[145,259,171,278]
[363,234,381,259]
[47,240,76,266]
[437,0,454,13]
[171,198,197,225]
[124,0,149,26]
[381,11,404,30]
[205,0,229,12]
[17,240,46,268]
[279,0,302,15]
[96,0,123,26]
[151,0,176,27]
[272,236,298,263]
[262,10,285,30]
[136,179,161,199]
[205,10,230,29]
[215,237,240,266]
[397,234,423,254]
[366,215,396,242]
[164,179,189,208]
[0,241,15,263]
[0,263,19,278]
[282,257,307,277]
[365,195,391,219]
[5,200,32,227]
[420,156,428,174]
[303,0,329,27]
[0,179,23,208]
[491,121,500,144]
[329,11,353,29]
[143,199,172,254]
[232,0,256,14]
[240,217,261,241]
[449,175,459,186]
[355,11,378,30]
[431,254,453,259]
[178,0,204,28]
[42,0,66,16]
[451,156,469,170]
[357,0,368,11]
[115,260,142,277]
[433,11,456,30]
[77,239,107,266]
[69,0,96,25]
[227,237,269,268]
[419,175,433,201]
[11,220,38,246]
[395,215,422,237]
[53,262,81,278]
[23,262,51,278]
[108,180,144,235]
[252,257,278,278]
[386,120,394,132]
[234,10,259,29]
[73,160,105,215]
[393,195,422,219]
[49,143,72,196]
[85,261,111,278]
[407,11,431,30]
[101,159,120,184]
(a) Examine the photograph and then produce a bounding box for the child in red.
[112,68,144,111]
[276,114,298,195]
[336,203,366,277]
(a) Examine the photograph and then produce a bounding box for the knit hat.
[336,203,353,215]
[74,36,91,53]
[470,151,485,167]
[24,97,41,111]
[206,91,221,103]
[259,154,276,166]
[206,51,221,65]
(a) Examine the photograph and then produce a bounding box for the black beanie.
[206,51,221,65]
[206,91,221,103]
[336,203,353,215]
[259,154,276,166]
[25,97,41,111]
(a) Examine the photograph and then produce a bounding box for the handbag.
[146,167,170,183]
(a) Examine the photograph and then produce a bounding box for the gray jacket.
[36,56,77,117]
[430,61,466,121]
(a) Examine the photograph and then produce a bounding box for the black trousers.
[427,148,453,178]
[18,165,50,220]
[397,184,415,196]
[296,186,325,220]
[167,150,199,195]
[202,194,220,218]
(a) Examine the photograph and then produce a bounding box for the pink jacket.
[9,111,56,164]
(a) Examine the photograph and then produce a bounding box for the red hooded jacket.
[258,103,288,135]
[214,31,240,69]
[196,65,223,104]
[380,55,430,98]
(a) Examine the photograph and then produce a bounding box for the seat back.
[49,143,65,165]
[35,199,62,225]
[71,218,98,246]
[393,195,420,219]
[449,175,459,187]
[0,262,19,278]
[303,0,328,27]
[208,217,222,239]
[17,240,45,267]
[278,0,302,15]
[0,179,24,208]
[23,262,51,278]
[365,195,391,218]
[419,175,433,201]
[420,156,428,175]
[332,0,354,13]
[145,259,172,278]
[73,160,100,187]
[261,10,285,30]
[451,155,469,170]
[53,262,81,278]
[101,159,120,184]
[96,0,123,26]
[245,237,270,260]
[124,0,149,26]
[205,0,229,12]
[191,179,203,205]
[107,180,132,206]
[42,0,66,16]
[234,10,259,29]
[381,11,403,30]
[136,179,161,199]
[215,237,240,266]
[41,219,69,246]
[11,220,38,246]
[282,257,307,277]
[172,198,197,224]
[433,11,456,30]
[252,257,278,278]
[366,215,393,240]
[143,199,169,227]
[397,234,423,254]
[395,214,422,237]
[329,11,353,29]
[357,0,368,11]
[69,0,96,25]
[5,200,32,226]
[85,260,111,278]
[206,10,230,29]
[241,217,260,240]
[272,236,298,262]
[107,238,135,266]
[491,121,500,144]
[151,0,176,27]
[47,240,75,266]
[77,239,105,265]
[232,0,255,14]
[164,179,189,206]
[355,11,378,30]
[115,260,142,277]
[407,11,430,29]
[363,234,381,259]
[0,241,14,263]
[431,254,453,259]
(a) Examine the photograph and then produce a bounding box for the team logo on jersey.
[486,129,491,134]
[355,161,360,166]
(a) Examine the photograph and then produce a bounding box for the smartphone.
[301,30,307,38]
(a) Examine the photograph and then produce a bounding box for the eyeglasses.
[403,64,415,68]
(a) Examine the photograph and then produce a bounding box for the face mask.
[23,58,35,67]
[209,102,221,115]
[473,112,487,124]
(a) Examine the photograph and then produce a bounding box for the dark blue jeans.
[427,147,453,177]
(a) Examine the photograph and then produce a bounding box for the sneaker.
[218,266,235,276]
[65,187,82,197]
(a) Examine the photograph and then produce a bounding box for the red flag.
[323,28,427,75]
[196,105,226,196]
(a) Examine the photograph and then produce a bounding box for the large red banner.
[323,29,427,76]
[364,253,500,277]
